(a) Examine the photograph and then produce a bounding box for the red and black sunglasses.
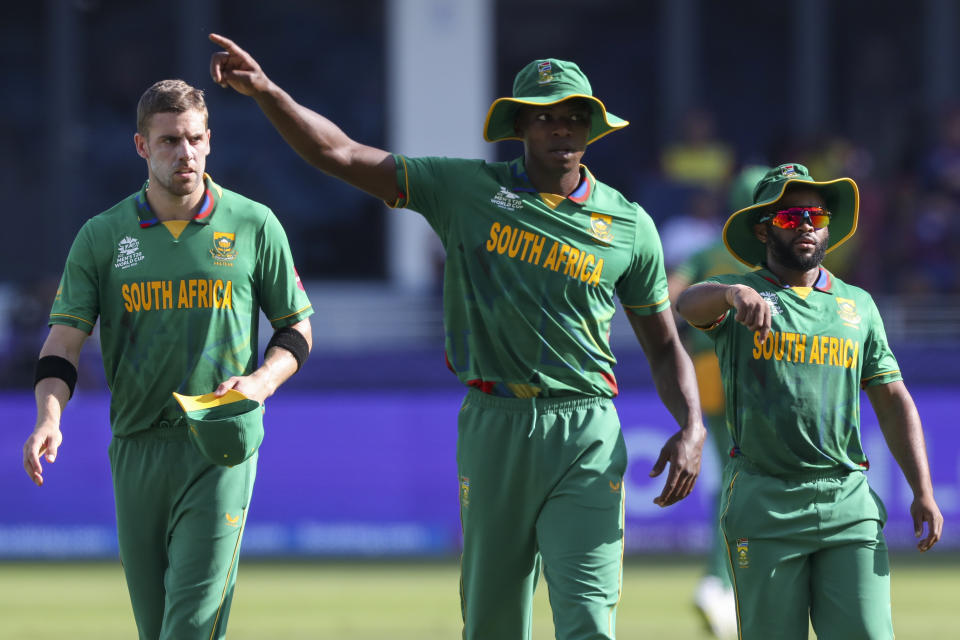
[758,206,832,229]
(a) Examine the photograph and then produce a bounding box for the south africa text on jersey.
[753,330,859,370]
[486,222,604,286]
[121,279,234,312]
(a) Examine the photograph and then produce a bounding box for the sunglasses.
[758,206,832,229]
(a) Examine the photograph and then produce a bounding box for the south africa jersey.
[50,175,313,436]
[702,268,900,475]
[392,155,669,398]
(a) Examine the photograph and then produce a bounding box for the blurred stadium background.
[1,0,958,637]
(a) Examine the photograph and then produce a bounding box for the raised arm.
[23,324,89,487]
[865,380,943,552]
[626,308,706,507]
[208,33,397,202]
[676,281,772,343]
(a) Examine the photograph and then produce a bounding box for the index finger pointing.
[209,33,244,55]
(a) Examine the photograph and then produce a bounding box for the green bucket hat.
[483,58,628,144]
[173,390,264,466]
[722,163,859,267]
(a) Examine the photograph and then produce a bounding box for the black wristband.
[266,327,309,372]
[35,355,78,399]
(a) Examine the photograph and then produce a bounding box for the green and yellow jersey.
[701,268,900,476]
[392,155,669,398]
[50,175,313,436]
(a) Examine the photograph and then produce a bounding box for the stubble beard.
[768,228,829,271]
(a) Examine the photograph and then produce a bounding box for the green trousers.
[108,421,257,640]
[704,410,733,586]
[457,389,627,640]
[720,457,892,640]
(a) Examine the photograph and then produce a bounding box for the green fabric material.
[484,58,627,144]
[457,390,625,640]
[393,154,669,398]
[49,176,313,436]
[182,398,264,466]
[703,268,901,476]
[109,428,256,640]
[722,163,859,267]
[720,458,892,639]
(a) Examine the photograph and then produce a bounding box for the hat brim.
[173,390,264,466]
[722,178,859,267]
[483,94,628,144]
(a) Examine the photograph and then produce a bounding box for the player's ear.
[752,222,768,244]
[134,132,149,160]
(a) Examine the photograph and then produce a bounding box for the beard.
[767,227,828,271]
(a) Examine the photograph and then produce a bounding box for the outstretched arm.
[23,324,89,487]
[865,381,943,552]
[208,33,397,202]
[627,308,706,507]
[676,281,772,343]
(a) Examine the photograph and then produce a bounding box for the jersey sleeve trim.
[385,155,410,209]
[691,310,729,332]
[622,294,670,310]
[860,369,902,388]
[49,313,96,329]
[269,304,314,325]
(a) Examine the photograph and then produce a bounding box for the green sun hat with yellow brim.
[483,58,628,144]
[172,389,264,467]
[722,163,859,267]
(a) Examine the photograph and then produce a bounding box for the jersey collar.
[508,157,595,206]
[757,266,833,292]
[136,173,221,228]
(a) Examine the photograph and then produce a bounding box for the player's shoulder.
[825,271,879,307]
[400,154,493,176]
[212,184,275,226]
[83,191,140,232]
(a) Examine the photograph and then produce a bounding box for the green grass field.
[0,555,955,639]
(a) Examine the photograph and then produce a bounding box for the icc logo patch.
[759,291,783,316]
[459,476,470,507]
[210,231,238,262]
[736,537,750,569]
[589,213,614,243]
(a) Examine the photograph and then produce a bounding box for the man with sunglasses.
[675,163,943,639]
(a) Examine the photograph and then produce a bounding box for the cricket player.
[675,163,943,639]
[208,34,706,640]
[22,79,314,639]
[667,166,767,640]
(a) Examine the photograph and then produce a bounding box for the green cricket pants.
[692,351,734,586]
[720,456,892,640]
[457,389,627,640]
[108,419,257,640]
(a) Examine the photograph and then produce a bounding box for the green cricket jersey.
[701,268,901,476]
[391,155,669,398]
[50,175,313,436]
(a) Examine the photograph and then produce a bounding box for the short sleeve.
[617,209,670,316]
[254,211,314,328]
[859,295,902,388]
[49,222,100,333]
[390,154,486,243]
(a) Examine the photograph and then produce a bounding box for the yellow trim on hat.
[483,94,628,144]
[172,389,254,413]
